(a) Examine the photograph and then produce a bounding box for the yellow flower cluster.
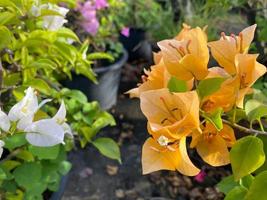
[128,24,266,175]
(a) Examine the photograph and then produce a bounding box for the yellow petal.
[153,51,163,64]
[240,24,257,53]
[208,40,237,75]
[196,134,230,166]
[220,124,236,147]
[140,89,200,138]
[182,27,209,66]
[126,61,169,98]
[142,137,176,174]
[142,137,200,176]
[176,137,200,176]
[180,54,208,80]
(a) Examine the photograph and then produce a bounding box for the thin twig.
[222,119,267,136]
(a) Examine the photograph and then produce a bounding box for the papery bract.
[121,27,130,37]
[127,60,169,98]
[52,101,73,137]
[94,0,109,10]
[0,140,4,159]
[0,109,10,132]
[140,89,200,139]
[158,26,209,81]
[25,119,65,147]
[142,136,199,175]
[208,24,257,75]
[191,123,236,166]
[41,3,69,31]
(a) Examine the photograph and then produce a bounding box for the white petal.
[0,140,5,158]
[17,114,34,130]
[8,87,38,121]
[62,122,73,138]
[36,98,52,112]
[52,100,66,125]
[0,109,10,132]
[25,119,65,147]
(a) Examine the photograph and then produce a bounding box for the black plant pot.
[63,49,128,110]
[119,28,152,63]
[49,174,69,200]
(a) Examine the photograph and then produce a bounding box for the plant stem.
[0,148,22,163]
[222,119,267,136]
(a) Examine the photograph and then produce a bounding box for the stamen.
[178,47,185,56]
[221,32,226,40]
[160,96,179,121]
[230,33,238,50]
[157,135,169,146]
[168,43,185,58]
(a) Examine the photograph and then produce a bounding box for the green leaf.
[15,150,34,162]
[24,78,52,96]
[225,186,247,200]
[255,135,267,173]
[13,162,42,190]
[28,145,60,160]
[92,137,121,163]
[197,77,225,99]
[58,161,72,175]
[57,28,80,42]
[3,73,21,87]
[167,76,187,92]
[87,52,114,61]
[0,12,16,25]
[202,108,223,131]
[217,175,239,194]
[245,171,267,200]
[0,167,7,180]
[0,26,12,50]
[61,88,88,103]
[1,161,21,171]
[240,174,254,189]
[230,136,265,180]
[245,99,267,122]
[3,134,27,151]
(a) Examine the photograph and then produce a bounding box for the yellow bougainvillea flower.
[158,26,209,81]
[235,53,266,108]
[201,67,239,113]
[140,89,200,139]
[190,122,236,166]
[126,60,170,98]
[142,136,200,175]
[208,24,257,75]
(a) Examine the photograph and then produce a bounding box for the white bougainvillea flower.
[8,87,38,121]
[25,119,65,147]
[0,109,10,132]
[41,3,69,31]
[52,101,73,137]
[0,140,4,158]
[8,87,51,130]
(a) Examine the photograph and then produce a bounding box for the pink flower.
[94,0,109,10]
[81,18,99,35]
[121,27,130,37]
[194,170,207,183]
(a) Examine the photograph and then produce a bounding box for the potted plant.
[118,0,178,62]
[62,0,128,110]
[0,0,120,199]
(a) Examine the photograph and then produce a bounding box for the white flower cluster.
[31,3,69,31]
[0,87,73,157]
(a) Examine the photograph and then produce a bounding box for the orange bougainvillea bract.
[128,24,266,175]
